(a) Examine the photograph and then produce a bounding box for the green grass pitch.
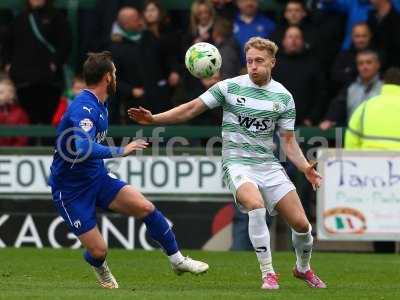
[0,248,399,299]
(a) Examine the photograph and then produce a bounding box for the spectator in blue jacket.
[233,0,275,65]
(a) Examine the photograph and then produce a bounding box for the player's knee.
[292,219,310,233]
[138,201,155,218]
[249,201,265,210]
[89,245,108,260]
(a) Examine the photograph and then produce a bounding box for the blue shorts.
[51,173,127,236]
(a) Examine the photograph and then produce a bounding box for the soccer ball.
[185,42,222,79]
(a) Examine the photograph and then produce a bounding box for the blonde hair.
[244,37,279,58]
[190,0,216,36]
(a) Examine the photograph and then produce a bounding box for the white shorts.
[223,164,296,216]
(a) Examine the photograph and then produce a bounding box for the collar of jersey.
[83,89,102,104]
[247,75,274,90]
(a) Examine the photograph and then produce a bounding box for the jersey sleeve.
[199,80,227,109]
[277,94,296,130]
[69,106,123,159]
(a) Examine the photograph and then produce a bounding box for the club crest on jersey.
[79,118,93,132]
[273,102,280,112]
[238,115,274,132]
[236,97,246,106]
[73,219,81,229]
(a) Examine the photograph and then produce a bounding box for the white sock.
[292,224,313,273]
[248,208,274,278]
[168,251,185,266]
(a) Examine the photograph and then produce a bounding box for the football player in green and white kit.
[128,37,326,290]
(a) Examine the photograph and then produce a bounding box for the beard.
[107,79,117,97]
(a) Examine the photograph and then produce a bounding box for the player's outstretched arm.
[127,98,208,125]
[279,130,322,190]
[121,139,148,156]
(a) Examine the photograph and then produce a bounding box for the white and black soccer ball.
[185,42,222,79]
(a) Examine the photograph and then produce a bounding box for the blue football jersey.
[49,90,112,189]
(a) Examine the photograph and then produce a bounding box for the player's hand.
[127,106,155,124]
[304,161,322,191]
[122,139,148,156]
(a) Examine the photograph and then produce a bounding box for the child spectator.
[0,78,29,146]
[51,75,86,127]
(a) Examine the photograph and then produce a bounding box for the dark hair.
[383,67,400,85]
[143,0,169,25]
[284,24,304,38]
[286,0,306,10]
[356,49,380,62]
[213,17,233,39]
[83,52,114,86]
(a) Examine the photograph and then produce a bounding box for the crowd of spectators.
[0,0,399,137]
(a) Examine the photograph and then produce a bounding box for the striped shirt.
[199,74,296,169]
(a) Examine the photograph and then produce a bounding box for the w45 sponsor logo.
[238,115,274,132]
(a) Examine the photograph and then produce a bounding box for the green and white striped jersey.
[199,74,296,168]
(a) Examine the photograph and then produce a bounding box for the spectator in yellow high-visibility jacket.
[345,67,400,150]
[345,67,400,253]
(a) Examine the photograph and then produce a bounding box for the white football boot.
[92,261,119,289]
[172,257,209,275]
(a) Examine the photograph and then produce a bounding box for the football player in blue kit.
[48,52,209,289]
